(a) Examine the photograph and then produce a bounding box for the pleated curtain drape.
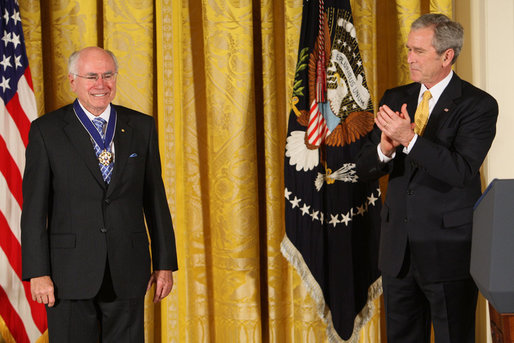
[1,0,486,342]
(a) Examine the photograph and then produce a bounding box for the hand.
[146,270,174,303]
[375,104,415,148]
[379,131,399,157]
[30,276,55,307]
[376,105,402,156]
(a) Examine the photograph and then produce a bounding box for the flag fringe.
[281,234,382,343]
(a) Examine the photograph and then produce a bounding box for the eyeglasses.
[72,72,117,82]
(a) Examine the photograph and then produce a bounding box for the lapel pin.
[121,128,125,133]
[444,108,449,112]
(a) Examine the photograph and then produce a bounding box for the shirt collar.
[77,100,112,124]
[418,70,454,104]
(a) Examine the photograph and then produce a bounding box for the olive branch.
[292,47,310,98]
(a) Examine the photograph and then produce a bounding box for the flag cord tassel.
[316,0,327,103]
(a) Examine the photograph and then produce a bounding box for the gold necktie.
[414,90,432,136]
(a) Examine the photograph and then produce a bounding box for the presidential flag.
[0,0,47,341]
[281,0,381,341]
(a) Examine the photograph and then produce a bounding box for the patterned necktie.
[414,90,432,136]
[92,117,113,183]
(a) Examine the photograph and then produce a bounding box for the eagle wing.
[325,111,374,147]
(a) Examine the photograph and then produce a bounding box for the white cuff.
[377,144,395,163]
[402,134,418,155]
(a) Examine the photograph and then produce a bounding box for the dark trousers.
[46,262,145,343]
[382,250,478,343]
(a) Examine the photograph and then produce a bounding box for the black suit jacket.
[356,73,498,282]
[21,103,178,299]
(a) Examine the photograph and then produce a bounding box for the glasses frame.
[72,72,117,82]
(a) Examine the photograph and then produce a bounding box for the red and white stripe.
[308,0,328,148]
[0,68,46,342]
[307,100,329,147]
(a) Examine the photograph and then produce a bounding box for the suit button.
[403,218,408,223]
[407,189,414,195]
[104,198,111,205]
[100,227,107,233]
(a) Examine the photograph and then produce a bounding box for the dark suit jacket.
[21,103,178,299]
[356,73,498,282]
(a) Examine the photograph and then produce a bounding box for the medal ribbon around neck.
[73,99,117,164]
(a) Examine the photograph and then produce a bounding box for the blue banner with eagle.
[281,0,382,341]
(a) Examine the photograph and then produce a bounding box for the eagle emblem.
[291,8,374,149]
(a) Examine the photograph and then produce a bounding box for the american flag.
[0,0,47,341]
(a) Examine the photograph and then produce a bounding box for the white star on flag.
[0,54,11,70]
[329,214,340,228]
[0,75,10,92]
[290,196,301,208]
[284,188,292,200]
[341,212,352,226]
[310,210,319,221]
[367,193,378,206]
[300,203,311,216]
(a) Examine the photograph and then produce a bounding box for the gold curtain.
[0,0,488,342]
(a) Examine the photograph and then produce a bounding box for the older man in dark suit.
[21,47,178,342]
[356,14,498,343]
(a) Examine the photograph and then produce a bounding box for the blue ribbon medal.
[73,99,117,166]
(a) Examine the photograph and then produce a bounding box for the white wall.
[456,0,514,183]
[454,1,514,342]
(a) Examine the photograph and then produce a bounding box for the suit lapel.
[107,107,132,196]
[407,74,463,182]
[406,84,421,125]
[424,74,462,139]
[63,106,106,188]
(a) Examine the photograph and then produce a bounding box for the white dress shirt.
[377,70,454,162]
[78,100,116,157]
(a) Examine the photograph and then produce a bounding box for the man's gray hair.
[411,13,463,64]
[68,48,119,76]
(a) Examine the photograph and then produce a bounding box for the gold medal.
[98,149,113,166]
